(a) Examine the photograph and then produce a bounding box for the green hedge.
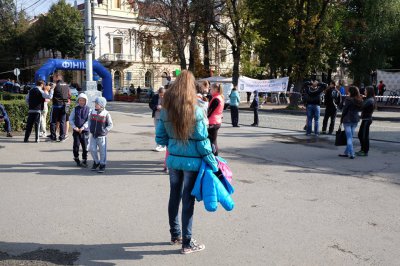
[0,92,25,101]
[1,99,76,132]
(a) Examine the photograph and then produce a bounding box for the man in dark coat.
[49,73,70,142]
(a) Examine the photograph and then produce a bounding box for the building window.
[113,37,123,54]
[145,71,152,88]
[114,71,121,88]
[114,0,121,9]
[220,49,226,63]
[126,71,132,81]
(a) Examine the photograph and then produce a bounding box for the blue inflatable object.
[34,59,113,101]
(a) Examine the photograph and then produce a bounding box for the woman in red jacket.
[207,83,224,155]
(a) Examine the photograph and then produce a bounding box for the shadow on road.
[0,241,178,265]
[0,159,165,176]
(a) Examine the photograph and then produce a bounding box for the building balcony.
[98,53,135,67]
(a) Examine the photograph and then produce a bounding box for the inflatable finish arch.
[34,59,113,101]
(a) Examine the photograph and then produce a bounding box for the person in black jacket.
[322,81,341,134]
[24,80,54,142]
[356,86,376,156]
[304,81,327,135]
[250,90,259,126]
[49,73,70,142]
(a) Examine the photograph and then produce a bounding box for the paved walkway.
[0,102,399,265]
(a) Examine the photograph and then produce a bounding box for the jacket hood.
[77,93,88,106]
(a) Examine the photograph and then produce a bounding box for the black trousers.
[207,124,221,156]
[230,106,239,126]
[322,107,337,134]
[50,106,66,140]
[358,120,372,153]
[24,112,41,142]
[253,108,259,125]
[73,131,89,160]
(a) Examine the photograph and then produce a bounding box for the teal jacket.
[229,90,240,106]
[191,160,235,212]
[156,106,218,172]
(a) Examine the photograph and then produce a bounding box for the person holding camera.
[304,80,327,136]
[49,73,70,142]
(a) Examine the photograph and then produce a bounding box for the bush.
[0,100,76,132]
[0,92,25,101]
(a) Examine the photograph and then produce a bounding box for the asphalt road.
[0,102,399,265]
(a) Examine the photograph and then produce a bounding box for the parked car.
[0,80,7,92]
[117,87,131,95]
[21,83,35,94]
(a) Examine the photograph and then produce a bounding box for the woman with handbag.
[156,70,218,254]
[338,86,363,159]
[356,86,376,156]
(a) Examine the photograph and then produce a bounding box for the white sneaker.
[155,145,166,152]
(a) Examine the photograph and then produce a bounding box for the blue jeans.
[168,169,197,245]
[89,135,107,165]
[343,123,358,157]
[306,104,320,135]
[1,116,11,133]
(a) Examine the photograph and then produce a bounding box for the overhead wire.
[20,0,47,15]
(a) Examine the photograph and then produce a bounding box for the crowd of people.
[301,80,377,158]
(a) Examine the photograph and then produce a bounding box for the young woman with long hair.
[207,83,224,155]
[156,70,218,254]
[338,86,363,159]
[356,86,376,156]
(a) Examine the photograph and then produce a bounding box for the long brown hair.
[211,83,224,99]
[163,70,197,141]
[348,85,363,106]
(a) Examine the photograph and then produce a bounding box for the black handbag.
[335,124,347,146]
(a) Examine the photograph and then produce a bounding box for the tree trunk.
[176,39,187,70]
[203,29,210,77]
[232,47,240,87]
[188,24,199,72]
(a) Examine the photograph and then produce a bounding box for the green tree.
[211,0,252,86]
[36,0,84,58]
[0,0,17,74]
[341,0,400,84]
[248,0,340,107]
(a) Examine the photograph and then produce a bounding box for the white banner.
[238,76,289,92]
[377,70,400,91]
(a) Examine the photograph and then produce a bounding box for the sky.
[17,0,84,18]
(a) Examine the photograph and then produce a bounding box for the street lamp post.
[84,0,101,106]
